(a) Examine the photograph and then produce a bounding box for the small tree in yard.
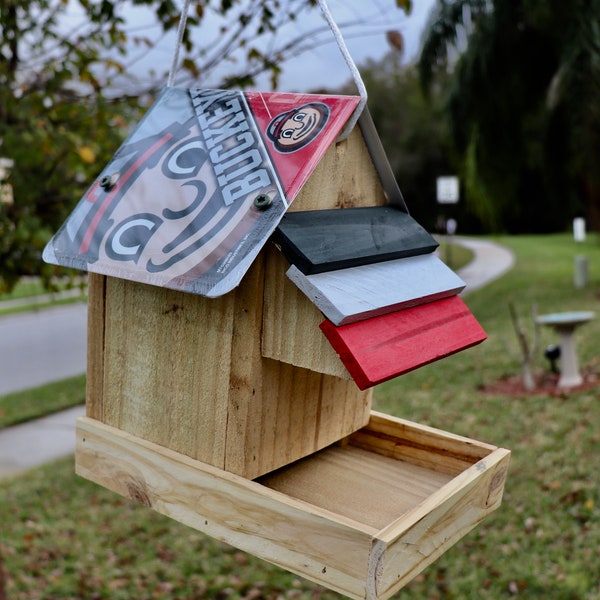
[505,301,540,391]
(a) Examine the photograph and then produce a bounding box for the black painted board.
[272,206,438,274]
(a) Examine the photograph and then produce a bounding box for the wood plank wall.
[86,125,382,479]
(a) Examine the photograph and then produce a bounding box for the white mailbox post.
[436,176,459,205]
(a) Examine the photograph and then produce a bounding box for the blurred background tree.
[347,53,462,234]
[0,0,412,291]
[417,0,600,233]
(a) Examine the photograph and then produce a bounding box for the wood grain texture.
[85,125,391,478]
[76,412,510,600]
[262,247,352,378]
[273,206,438,275]
[350,411,498,477]
[101,275,235,470]
[76,416,374,599]
[286,254,466,326]
[78,118,511,598]
[290,125,388,211]
[374,446,510,599]
[319,296,488,390]
[86,273,106,421]
[258,445,453,530]
[92,264,370,479]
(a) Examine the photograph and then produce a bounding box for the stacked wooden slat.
[274,206,486,389]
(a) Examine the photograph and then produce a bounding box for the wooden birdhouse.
[44,87,510,600]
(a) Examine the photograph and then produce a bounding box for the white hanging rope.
[167,0,367,138]
[317,0,368,141]
[167,0,192,87]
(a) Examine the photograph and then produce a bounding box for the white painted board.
[286,253,466,326]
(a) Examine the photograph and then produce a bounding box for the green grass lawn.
[0,276,86,302]
[0,276,87,316]
[0,376,85,429]
[1,233,599,599]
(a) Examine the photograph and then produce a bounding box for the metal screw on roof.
[100,173,119,191]
[253,193,273,210]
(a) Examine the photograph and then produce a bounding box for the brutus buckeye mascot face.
[267,103,330,153]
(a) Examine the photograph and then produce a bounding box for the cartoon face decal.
[267,102,330,153]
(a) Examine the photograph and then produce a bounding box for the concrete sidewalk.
[0,405,85,478]
[0,238,514,481]
[453,237,515,295]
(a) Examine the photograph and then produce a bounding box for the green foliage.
[0,91,139,291]
[0,375,86,429]
[0,458,342,600]
[419,0,600,233]
[1,1,147,291]
[378,233,600,405]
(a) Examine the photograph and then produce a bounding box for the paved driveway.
[0,303,87,395]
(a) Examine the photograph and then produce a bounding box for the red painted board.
[319,295,487,390]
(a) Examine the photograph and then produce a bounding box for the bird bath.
[536,311,595,388]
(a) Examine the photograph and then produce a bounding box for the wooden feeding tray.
[76,411,509,600]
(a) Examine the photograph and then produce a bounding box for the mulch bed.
[478,369,600,397]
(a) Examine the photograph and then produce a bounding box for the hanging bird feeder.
[43,2,510,598]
